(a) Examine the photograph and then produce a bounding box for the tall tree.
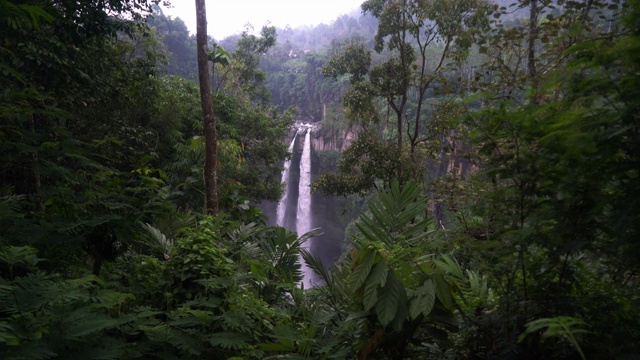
[195,0,218,215]
[361,0,490,156]
[441,1,640,357]
[0,0,181,272]
[316,0,490,196]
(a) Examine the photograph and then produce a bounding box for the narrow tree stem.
[529,0,539,101]
[196,0,218,215]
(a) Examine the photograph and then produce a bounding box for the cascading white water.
[276,134,297,227]
[296,128,315,288]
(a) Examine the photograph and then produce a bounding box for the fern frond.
[1,340,56,360]
[142,222,174,258]
[355,180,428,248]
[209,331,249,350]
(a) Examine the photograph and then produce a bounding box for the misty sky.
[161,0,365,40]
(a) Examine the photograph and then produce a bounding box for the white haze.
[161,0,365,40]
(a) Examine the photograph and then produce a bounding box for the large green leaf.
[390,286,409,332]
[363,259,388,311]
[409,279,436,319]
[433,274,454,310]
[433,254,465,285]
[208,45,232,67]
[350,248,376,290]
[374,270,404,327]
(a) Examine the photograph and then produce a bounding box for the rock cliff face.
[286,120,357,153]
[309,126,357,152]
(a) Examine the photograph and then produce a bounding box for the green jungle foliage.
[147,6,198,81]
[1,0,639,359]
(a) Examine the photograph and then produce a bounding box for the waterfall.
[276,134,297,227]
[296,128,315,288]
[274,123,317,288]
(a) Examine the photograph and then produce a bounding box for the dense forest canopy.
[1,0,638,359]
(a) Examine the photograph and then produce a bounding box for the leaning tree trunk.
[195,0,218,215]
[528,0,539,103]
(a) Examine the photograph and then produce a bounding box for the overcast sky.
[161,0,365,40]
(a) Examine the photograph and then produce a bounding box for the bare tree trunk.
[195,0,218,215]
[528,0,539,102]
